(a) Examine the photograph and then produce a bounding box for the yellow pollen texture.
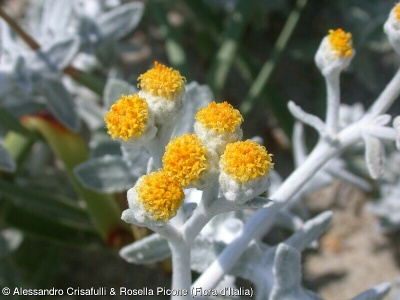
[136,170,184,222]
[221,140,274,183]
[395,4,400,20]
[105,94,149,141]
[163,134,209,187]
[195,101,243,133]
[138,61,186,100]
[328,28,353,58]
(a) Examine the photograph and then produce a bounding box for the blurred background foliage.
[0,0,398,298]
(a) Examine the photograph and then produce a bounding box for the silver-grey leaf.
[41,0,74,38]
[39,76,80,132]
[269,243,322,300]
[91,141,121,158]
[27,38,80,72]
[119,233,171,264]
[76,98,106,130]
[74,155,135,193]
[351,282,391,300]
[285,211,333,252]
[173,81,213,136]
[103,78,137,109]
[96,2,144,42]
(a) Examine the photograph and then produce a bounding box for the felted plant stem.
[169,241,191,300]
[325,72,341,135]
[369,67,400,118]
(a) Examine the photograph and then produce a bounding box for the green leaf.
[3,201,99,247]
[0,179,89,223]
[12,236,63,288]
[149,0,187,74]
[0,144,16,173]
[206,0,257,98]
[0,107,33,137]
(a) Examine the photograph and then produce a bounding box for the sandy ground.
[303,182,400,300]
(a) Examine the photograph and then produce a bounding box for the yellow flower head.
[328,28,353,58]
[395,4,400,20]
[221,140,274,183]
[136,170,184,222]
[105,94,149,141]
[195,101,244,134]
[163,134,209,187]
[138,61,186,100]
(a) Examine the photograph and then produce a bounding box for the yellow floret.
[163,134,209,187]
[221,140,274,183]
[395,4,400,20]
[136,170,184,222]
[195,101,243,134]
[104,94,149,141]
[328,28,353,58]
[138,61,186,100]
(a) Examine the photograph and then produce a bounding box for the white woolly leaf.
[351,282,391,300]
[363,132,385,179]
[393,116,400,150]
[119,233,171,264]
[371,114,391,126]
[288,101,327,138]
[269,244,322,300]
[285,211,333,252]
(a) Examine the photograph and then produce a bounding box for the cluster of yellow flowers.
[105,62,274,225]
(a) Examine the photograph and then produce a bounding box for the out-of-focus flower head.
[315,28,355,76]
[384,4,400,55]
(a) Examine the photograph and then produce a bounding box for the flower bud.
[194,101,243,155]
[138,61,186,125]
[315,28,355,76]
[124,170,184,227]
[384,4,400,55]
[219,140,274,203]
[105,94,157,146]
[162,133,218,189]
